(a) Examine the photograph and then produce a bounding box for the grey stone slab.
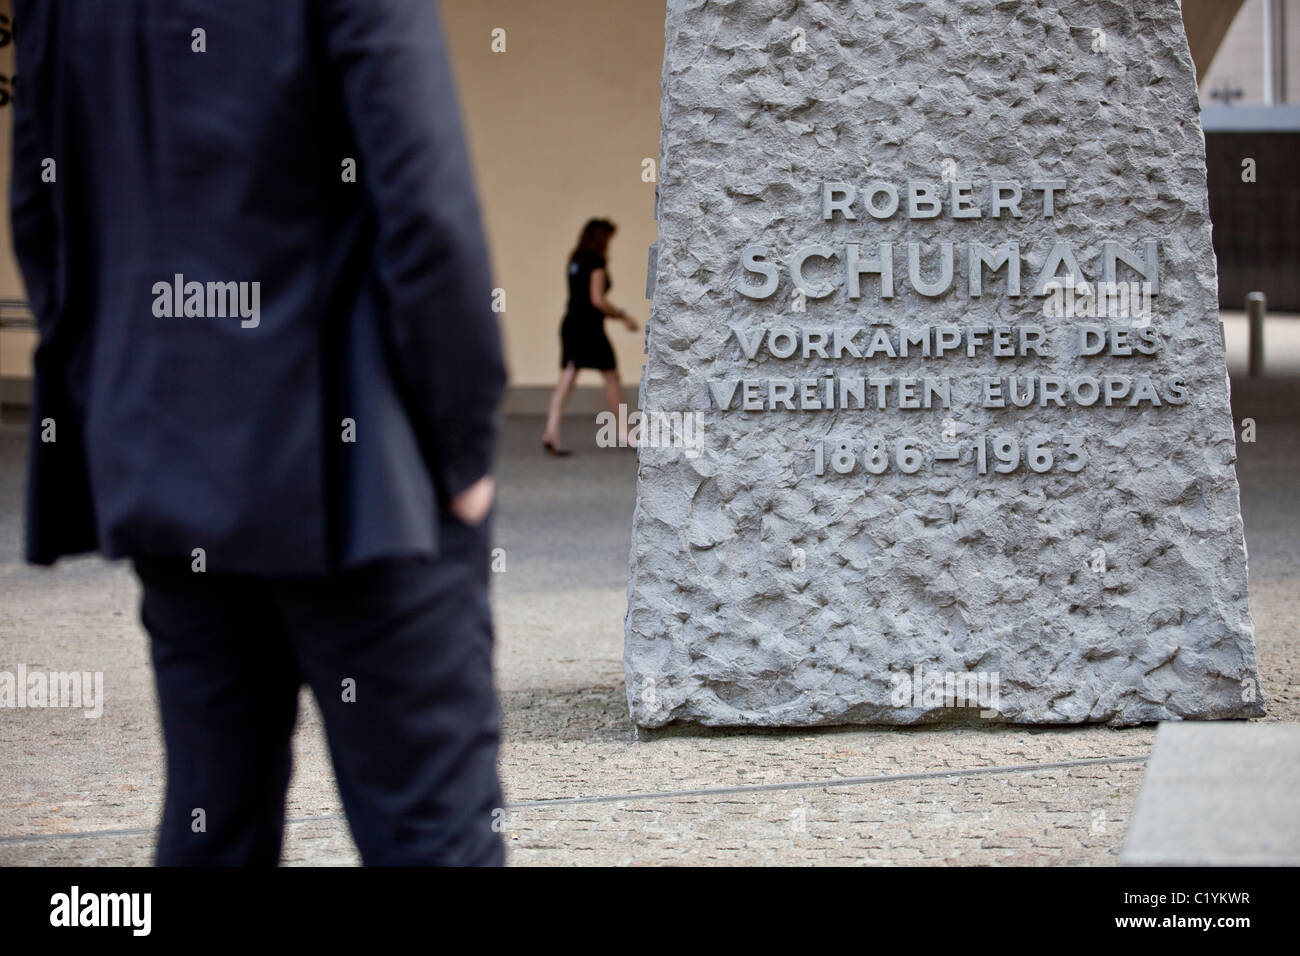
[1121,721,1300,866]
[624,0,1264,726]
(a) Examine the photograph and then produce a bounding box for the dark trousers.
[133,514,505,866]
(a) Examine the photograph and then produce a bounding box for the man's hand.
[450,474,495,526]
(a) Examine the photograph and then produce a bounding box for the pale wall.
[1201,0,1300,103]
[440,0,664,387]
[0,0,666,393]
[0,0,35,387]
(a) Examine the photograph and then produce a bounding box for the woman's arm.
[590,268,637,328]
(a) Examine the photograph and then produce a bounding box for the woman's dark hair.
[572,218,616,261]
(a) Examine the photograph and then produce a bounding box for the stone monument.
[625,0,1265,726]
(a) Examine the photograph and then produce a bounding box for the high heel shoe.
[542,440,573,457]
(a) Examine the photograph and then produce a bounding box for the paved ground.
[0,370,1296,866]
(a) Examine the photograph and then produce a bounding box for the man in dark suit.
[11,0,508,865]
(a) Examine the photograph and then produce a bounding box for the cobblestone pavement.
[1,380,1297,866]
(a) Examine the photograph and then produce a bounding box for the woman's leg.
[601,369,635,447]
[542,362,579,448]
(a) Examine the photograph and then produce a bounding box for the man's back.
[13,0,506,573]
[11,0,510,867]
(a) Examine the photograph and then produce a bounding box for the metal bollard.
[1246,292,1266,377]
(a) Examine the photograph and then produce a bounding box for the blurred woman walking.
[541,218,638,455]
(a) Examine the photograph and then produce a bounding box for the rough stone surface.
[625,0,1263,727]
[1121,722,1300,865]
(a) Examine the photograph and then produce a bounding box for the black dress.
[560,250,617,371]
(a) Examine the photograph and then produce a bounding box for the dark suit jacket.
[12,0,507,574]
